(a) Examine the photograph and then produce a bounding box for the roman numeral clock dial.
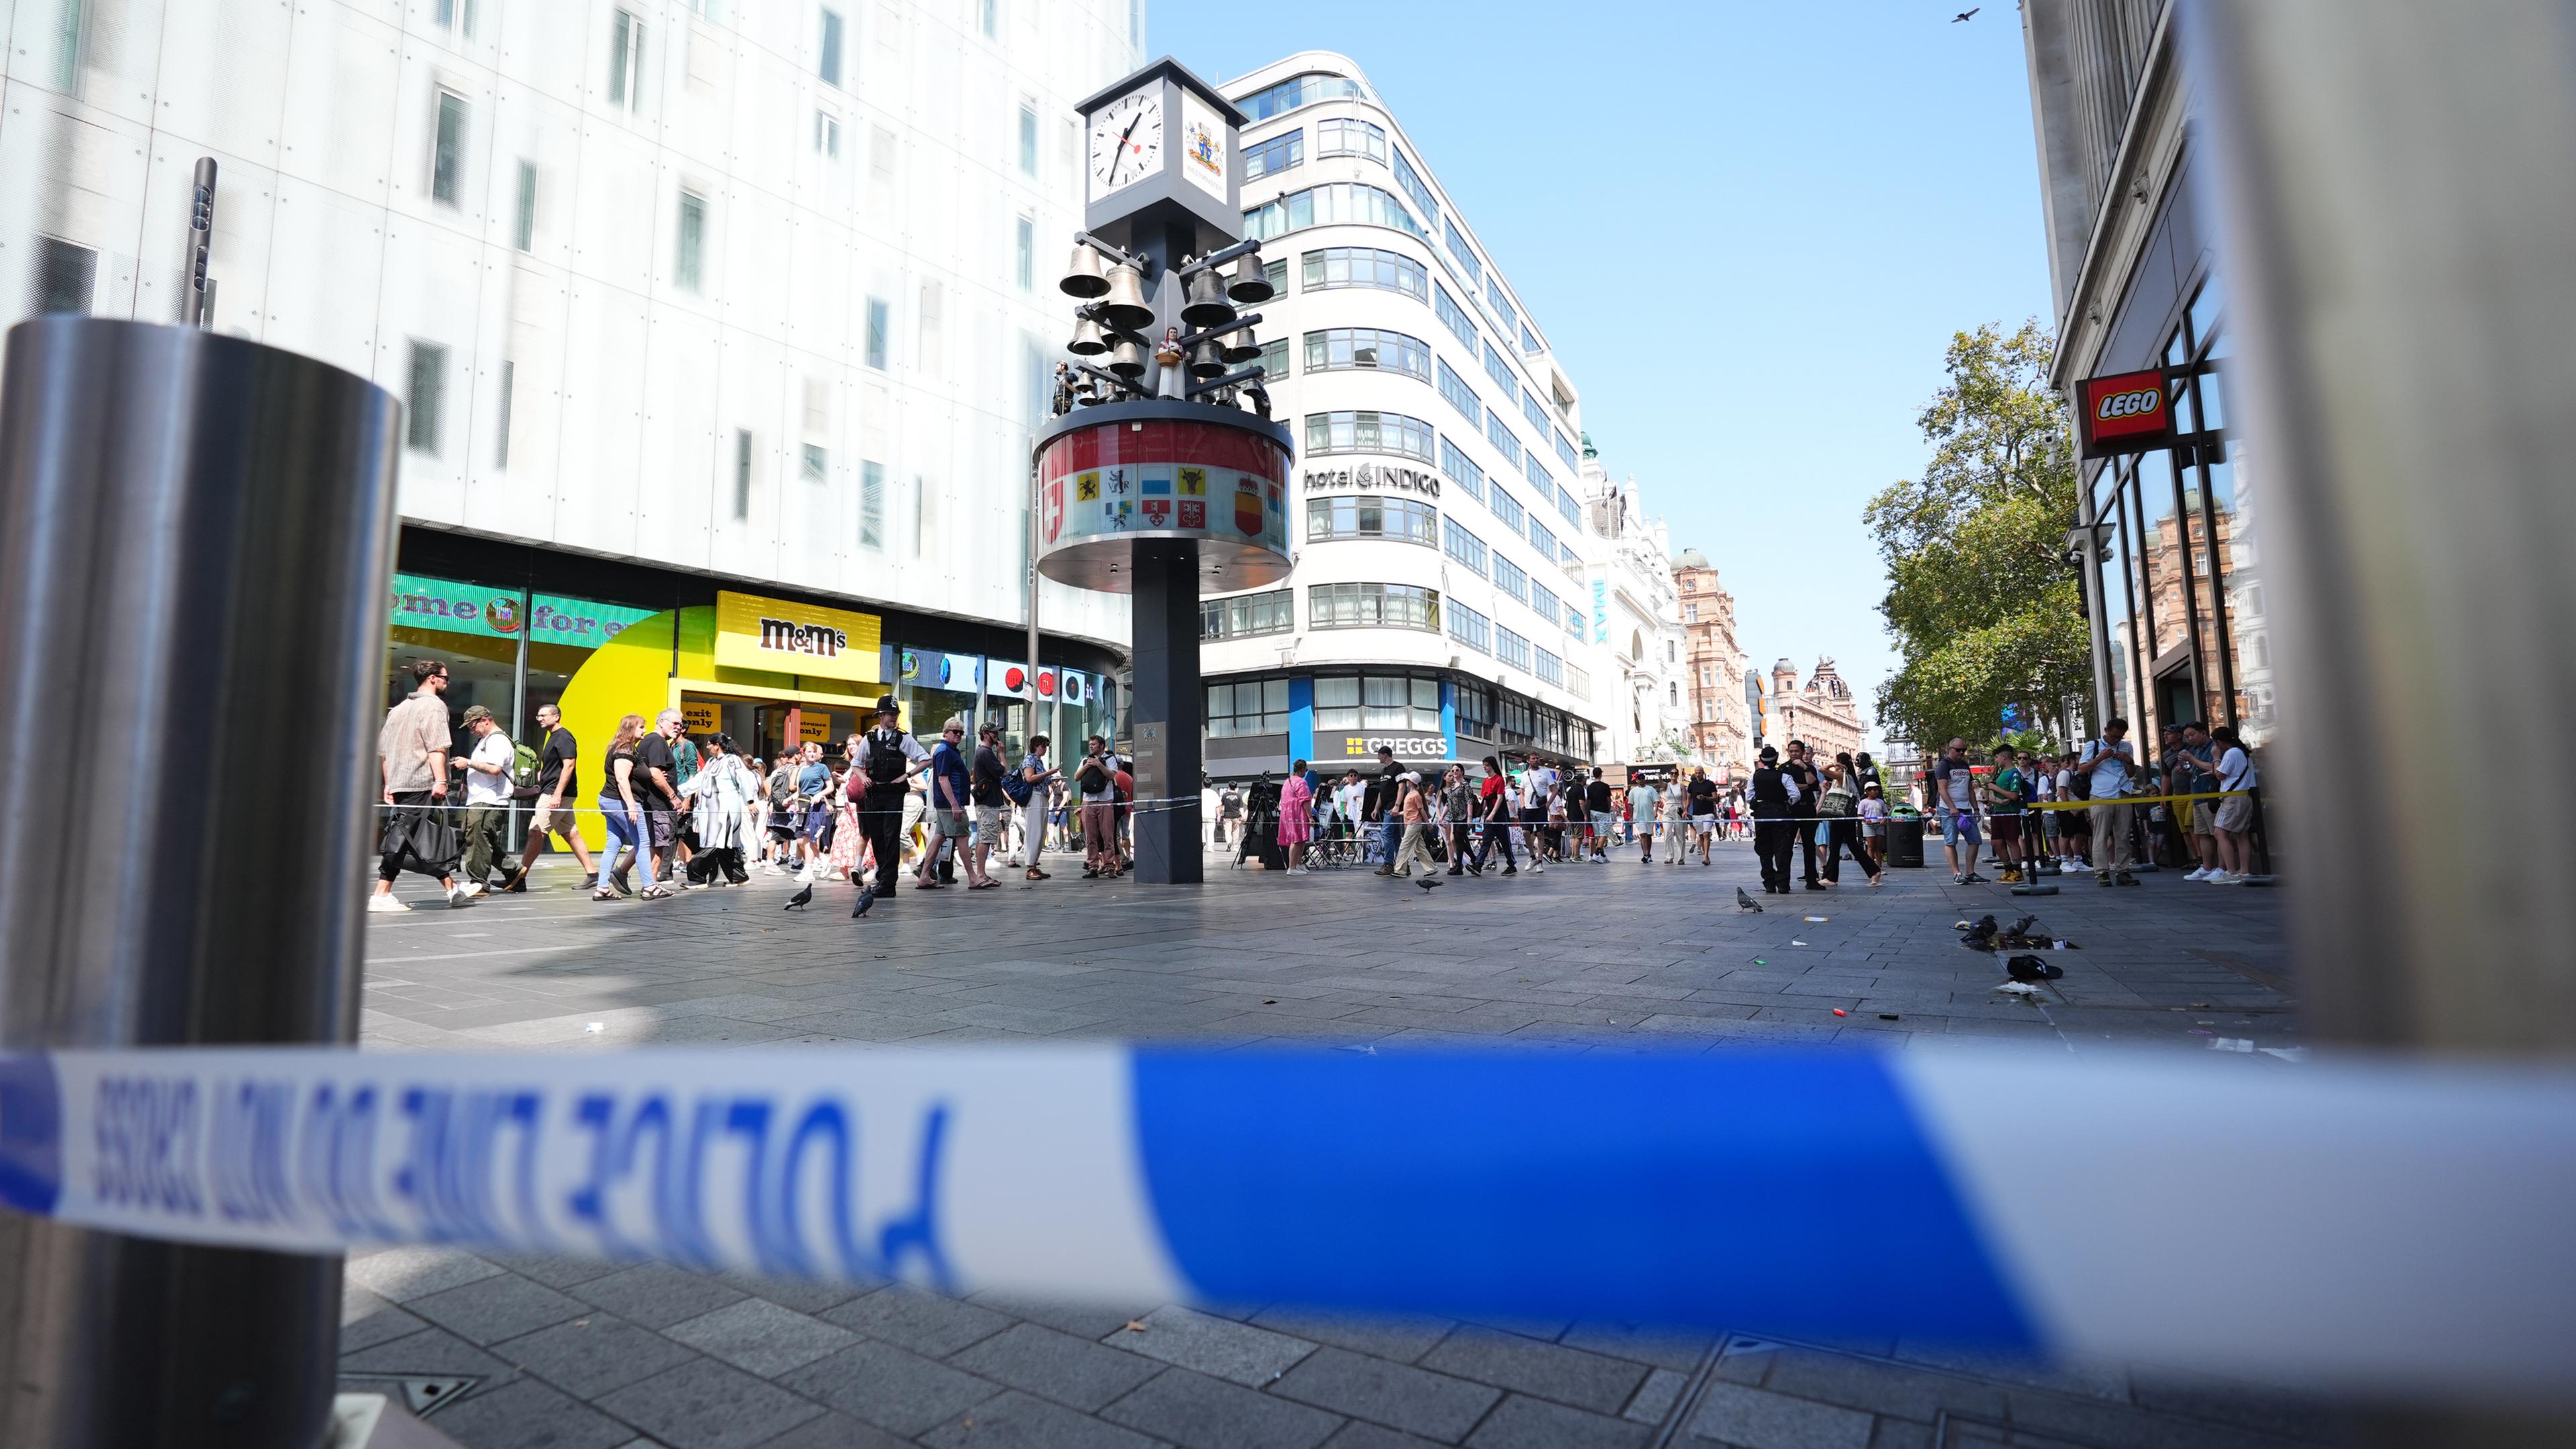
[1089,89,1163,195]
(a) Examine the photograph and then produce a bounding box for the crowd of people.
[1921,716,2262,888]
[370,658,1152,911]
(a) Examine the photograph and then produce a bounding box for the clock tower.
[1075,57,1245,263]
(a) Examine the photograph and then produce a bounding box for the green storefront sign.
[390,573,656,646]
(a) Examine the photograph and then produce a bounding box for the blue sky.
[1152,0,2055,745]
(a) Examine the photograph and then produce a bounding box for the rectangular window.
[1564,664,1589,700]
[1524,455,1552,498]
[1486,415,1522,468]
[1444,215,1481,286]
[802,443,828,481]
[1244,129,1303,180]
[494,360,514,468]
[1014,216,1034,291]
[1439,435,1484,502]
[1496,627,1531,672]
[1018,105,1037,174]
[676,190,706,291]
[1554,482,1580,527]
[405,342,446,454]
[513,161,537,250]
[609,10,642,109]
[732,429,752,519]
[1434,283,1477,347]
[1300,246,1425,301]
[1485,278,1517,341]
[1489,480,1524,533]
[1313,676,1360,731]
[1391,148,1436,225]
[1362,676,1409,730]
[1535,649,1562,688]
[1481,338,1519,404]
[1303,327,1429,382]
[1446,600,1491,654]
[1442,517,1487,577]
[1200,590,1295,643]
[431,91,466,205]
[1307,582,1440,631]
[1522,321,1542,356]
[1456,682,1494,737]
[435,0,477,36]
[865,297,889,368]
[983,0,998,38]
[1530,582,1560,624]
[1522,388,1550,435]
[1307,495,1437,545]
[1302,410,1436,462]
[859,459,885,545]
[34,237,96,315]
[1526,517,1557,561]
[54,0,85,92]
[1493,553,1529,606]
[1569,603,1587,638]
[1436,358,1479,425]
[1238,182,1425,243]
[818,7,843,85]
[1258,336,1288,379]
[816,111,841,156]
[1554,428,1579,473]
[1204,678,1291,735]
[1316,116,1386,163]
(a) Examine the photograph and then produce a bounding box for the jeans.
[1471,816,1518,870]
[1375,817,1401,867]
[600,799,653,891]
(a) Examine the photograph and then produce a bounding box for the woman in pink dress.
[1277,760,1313,873]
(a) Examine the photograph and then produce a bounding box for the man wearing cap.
[1750,745,1796,894]
[451,703,516,895]
[854,695,930,899]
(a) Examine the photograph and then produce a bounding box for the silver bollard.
[0,319,401,1446]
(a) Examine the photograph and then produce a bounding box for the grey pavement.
[347,839,2341,1448]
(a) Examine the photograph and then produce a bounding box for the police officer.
[854,695,929,898]
[1750,745,1796,894]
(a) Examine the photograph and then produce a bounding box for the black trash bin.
[1884,813,1925,868]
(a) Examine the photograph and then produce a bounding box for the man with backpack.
[2079,718,2140,887]
[853,696,930,898]
[451,704,516,894]
[1073,738,1119,877]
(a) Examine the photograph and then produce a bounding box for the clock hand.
[1118,109,1144,152]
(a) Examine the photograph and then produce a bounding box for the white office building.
[1196,51,1605,781]
[1,0,1144,769]
[1576,458,1694,768]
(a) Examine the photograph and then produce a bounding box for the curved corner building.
[1197,52,1603,782]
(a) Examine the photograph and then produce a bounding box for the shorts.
[645,808,678,849]
[1941,810,1982,848]
[1990,814,2023,847]
[2214,794,2254,833]
[2186,797,2215,835]
[530,802,573,837]
[802,806,833,841]
[929,807,967,839]
[1693,814,1716,834]
[767,816,798,841]
[1591,810,1615,835]
[973,804,1005,838]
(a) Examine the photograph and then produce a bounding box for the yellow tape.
[2025,790,2251,812]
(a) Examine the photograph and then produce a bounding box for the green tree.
[1866,321,2090,750]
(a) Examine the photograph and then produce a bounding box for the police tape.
[2025,790,2253,812]
[1,1044,2569,1397]
[372,796,1207,819]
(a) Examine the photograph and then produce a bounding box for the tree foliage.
[1866,321,2090,751]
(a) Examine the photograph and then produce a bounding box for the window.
[1316,116,1386,162]
[1568,603,1586,638]
[1536,649,1563,688]
[818,7,843,85]
[431,92,466,206]
[1358,676,1442,731]
[1481,338,1519,404]
[513,161,537,249]
[1303,410,1435,462]
[1522,321,1543,356]
[1303,327,1428,382]
[1455,682,1495,737]
[1554,482,1581,528]
[34,237,95,315]
[1560,537,1581,568]
[731,428,751,519]
[609,9,643,109]
[1522,388,1550,435]
[816,111,841,156]
[865,297,889,368]
[1530,582,1560,625]
[1307,495,1436,545]
[1485,279,1517,341]
[1486,415,1522,468]
[1442,517,1488,576]
[1313,676,1360,730]
[982,0,998,38]
[1205,678,1290,736]
[1439,437,1485,502]
[1493,553,1529,606]
[1448,600,1491,653]
[1241,182,1426,242]
[1391,149,1436,229]
[1264,256,1289,294]
[802,443,827,481]
[676,191,706,292]
[435,0,476,33]
[1524,455,1552,500]
[1444,215,1481,286]
[1201,590,1294,642]
[1014,215,1034,290]
[1300,246,1424,300]
[1308,582,1439,631]
[1258,337,1288,380]
[1244,129,1303,180]
[1489,480,1524,533]
[1499,694,1533,743]
[1554,428,1579,473]
[494,360,514,468]
[1684,602,1699,623]
[859,459,885,546]
[1018,105,1037,174]
[405,342,446,454]
[1496,627,1531,672]
[1436,358,1480,425]
[1434,283,1477,346]
[1234,70,1366,121]
[1566,664,1590,700]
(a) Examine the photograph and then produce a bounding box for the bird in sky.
[783,882,812,911]
[850,884,878,919]
[1953,7,1980,19]
[1737,887,1764,913]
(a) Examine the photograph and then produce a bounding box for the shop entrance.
[2154,666,2198,736]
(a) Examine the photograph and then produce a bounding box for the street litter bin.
[1884,814,1925,868]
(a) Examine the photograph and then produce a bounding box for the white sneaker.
[458,881,487,898]
[2184,866,2210,881]
[1530,862,1545,874]
[445,885,475,908]
[2211,870,2243,884]
[366,894,411,914]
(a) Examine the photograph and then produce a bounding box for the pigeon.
[850,884,877,919]
[1953,7,1979,21]
[783,883,812,911]
[2005,954,2064,983]
[1736,887,1764,913]
[1415,876,1441,891]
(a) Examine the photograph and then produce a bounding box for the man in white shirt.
[451,704,517,894]
[2079,718,2139,886]
[1625,776,1661,865]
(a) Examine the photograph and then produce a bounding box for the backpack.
[1002,759,1034,806]
[509,740,541,800]
[863,730,910,786]
[1076,757,1109,795]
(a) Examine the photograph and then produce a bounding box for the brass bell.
[1068,315,1108,356]
[1187,338,1226,379]
[1220,325,1263,366]
[1227,252,1275,304]
[1074,373,1104,405]
[1059,244,1108,299]
[1100,262,1155,332]
[1181,266,1236,328]
[1108,333,1147,378]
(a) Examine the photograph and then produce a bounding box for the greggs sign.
[2076,368,2174,457]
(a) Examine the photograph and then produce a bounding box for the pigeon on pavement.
[1415,876,1441,891]
[783,883,812,911]
[1736,887,1764,913]
[850,884,877,919]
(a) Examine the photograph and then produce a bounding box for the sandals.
[968,879,1000,890]
[639,885,674,900]
[592,888,619,902]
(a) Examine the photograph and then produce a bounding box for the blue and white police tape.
[1,1044,2569,1399]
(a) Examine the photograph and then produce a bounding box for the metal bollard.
[0,319,401,1447]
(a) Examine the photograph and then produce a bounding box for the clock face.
[1089,87,1163,197]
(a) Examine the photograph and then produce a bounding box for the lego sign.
[2077,368,2174,458]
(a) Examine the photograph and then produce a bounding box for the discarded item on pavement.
[1878,1013,1900,1020]
[1994,981,2042,996]
[2005,955,2064,983]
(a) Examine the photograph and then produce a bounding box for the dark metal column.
[1129,537,1203,884]
[0,318,402,1447]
